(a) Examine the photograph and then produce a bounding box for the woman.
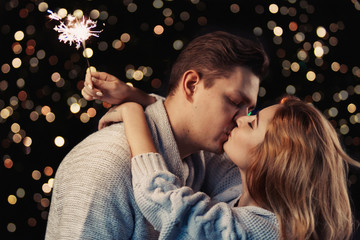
[99,96,360,239]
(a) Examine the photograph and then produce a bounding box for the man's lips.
[225,128,234,138]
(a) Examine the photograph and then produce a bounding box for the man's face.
[190,66,260,154]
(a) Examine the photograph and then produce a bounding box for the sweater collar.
[145,99,186,185]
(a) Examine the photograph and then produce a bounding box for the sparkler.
[47,9,101,72]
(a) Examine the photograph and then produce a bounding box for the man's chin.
[202,140,226,154]
[202,145,224,154]
[213,143,225,154]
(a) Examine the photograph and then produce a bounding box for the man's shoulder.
[70,123,128,154]
[57,123,131,178]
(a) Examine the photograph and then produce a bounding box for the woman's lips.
[226,129,232,139]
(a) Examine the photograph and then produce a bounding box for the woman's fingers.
[81,83,103,100]
[98,118,105,130]
[98,115,112,130]
[98,105,123,130]
[85,72,94,89]
[81,87,93,100]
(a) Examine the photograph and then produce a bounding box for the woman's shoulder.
[237,206,276,218]
[231,206,279,239]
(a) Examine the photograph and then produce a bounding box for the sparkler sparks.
[47,9,101,50]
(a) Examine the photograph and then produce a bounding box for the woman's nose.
[233,109,248,123]
[235,117,243,127]
[235,115,255,126]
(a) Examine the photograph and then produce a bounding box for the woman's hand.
[98,102,141,130]
[98,105,123,130]
[98,102,157,156]
[81,71,156,107]
[82,72,133,105]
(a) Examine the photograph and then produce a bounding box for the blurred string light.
[0,0,359,237]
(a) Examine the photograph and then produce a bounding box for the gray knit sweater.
[132,153,279,240]
[45,99,242,239]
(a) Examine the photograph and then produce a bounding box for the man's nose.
[234,108,249,120]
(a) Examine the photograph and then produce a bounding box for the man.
[46,31,269,239]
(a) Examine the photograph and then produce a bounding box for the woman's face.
[223,104,280,170]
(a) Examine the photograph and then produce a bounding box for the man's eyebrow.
[238,92,251,104]
[239,92,256,108]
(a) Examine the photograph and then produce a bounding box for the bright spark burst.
[48,10,101,49]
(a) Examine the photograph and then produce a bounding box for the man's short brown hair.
[167,31,269,95]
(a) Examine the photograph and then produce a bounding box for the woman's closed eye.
[248,117,257,129]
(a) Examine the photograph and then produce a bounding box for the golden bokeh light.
[154,25,164,35]
[290,62,300,72]
[83,48,93,58]
[14,31,24,41]
[70,103,81,113]
[23,136,32,147]
[306,71,316,81]
[87,107,97,118]
[54,136,65,147]
[153,0,164,9]
[42,183,52,194]
[44,166,54,176]
[45,112,55,123]
[316,26,327,38]
[273,26,283,36]
[73,9,84,19]
[8,195,17,205]
[7,223,16,233]
[41,106,51,115]
[269,4,279,14]
[12,58,22,68]
[16,188,25,198]
[120,33,131,43]
[4,157,13,169]
[80,112,90,123]
[348,103,356,113]
[32,170,41,180]
[133,70,144,81]
[11,123,20,133]
[230,4,240,13]
[38,2,48,12]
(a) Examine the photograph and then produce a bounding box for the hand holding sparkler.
[82,72,156,107]
[48,10,155,107]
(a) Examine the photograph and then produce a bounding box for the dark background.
[1,0,360,239]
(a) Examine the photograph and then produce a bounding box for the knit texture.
[132,153,280,240]
[45,99,242,240]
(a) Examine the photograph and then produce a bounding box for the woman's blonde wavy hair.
[246,96,360,240]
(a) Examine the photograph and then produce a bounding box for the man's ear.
[181,70,201,100]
